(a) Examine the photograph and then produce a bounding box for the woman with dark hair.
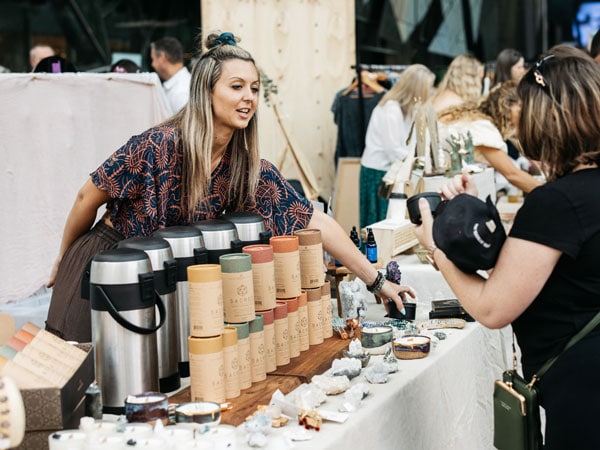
[493,48,527,86]
[46,31,414,342]
[416,45,600,449]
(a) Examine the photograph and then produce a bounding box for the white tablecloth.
[0,73,171,304]
[232,255,512,449]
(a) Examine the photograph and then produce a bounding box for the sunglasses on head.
[526,54,555,90]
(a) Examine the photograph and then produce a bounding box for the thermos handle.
[231,239,244,253]
[94,285,166,335]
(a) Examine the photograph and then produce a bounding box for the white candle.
[121,422,154,439]
[198,425,238,450]
[122,436,165,448]
[47,430,86,450]
[84,433,126,450]
[179,440,215,449]
[156,425,195,443]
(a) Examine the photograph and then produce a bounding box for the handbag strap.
[524,310,600,387]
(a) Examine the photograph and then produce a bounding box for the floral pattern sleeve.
[90,125,184,237]
[247,159,314,236]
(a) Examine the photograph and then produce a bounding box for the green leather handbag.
[493,311,600,450]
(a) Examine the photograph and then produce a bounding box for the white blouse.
[360,100,415,172]
[438,117,507,164]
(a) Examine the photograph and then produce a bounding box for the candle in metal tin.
[360,326,393,354]
[175,402,222,426]
[392,335,431,359]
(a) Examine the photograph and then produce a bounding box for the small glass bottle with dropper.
[366,228,378,263]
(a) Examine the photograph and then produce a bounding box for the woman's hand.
[47,256,62,288]
[439,169,478,200]
[377,280,415,315]
[413,197,436,251]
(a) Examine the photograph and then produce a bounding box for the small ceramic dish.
[392,335,431,360]
[124,392,169,425]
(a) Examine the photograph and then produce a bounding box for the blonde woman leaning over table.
[437,80,541,195]
[415,45,600,450]
[45,31,415,342]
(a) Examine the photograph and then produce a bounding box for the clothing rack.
[349,63,410,147]
[351,63,410,72]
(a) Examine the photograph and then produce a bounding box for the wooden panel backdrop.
[201,0,355,203]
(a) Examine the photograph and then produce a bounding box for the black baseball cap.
[432,194,506,273]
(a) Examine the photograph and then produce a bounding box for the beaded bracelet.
[366,271,386,294]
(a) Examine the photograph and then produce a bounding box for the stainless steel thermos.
[193,219,244,263]
[117,237,179,393]
[220,212,271,245]
[153,226,207,377]
[89,248,166,414]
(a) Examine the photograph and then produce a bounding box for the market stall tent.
[0,72,171,304]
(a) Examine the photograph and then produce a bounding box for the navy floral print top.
[91,124,313,238]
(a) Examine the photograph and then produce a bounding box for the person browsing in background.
[45,31,415,342]
[492,48,532,164]
[493,48,527,86]
[150,36,191,113]
[431,54,484,113]
[415,45,600,449]
[437,80,542,195]
[359,64,435,228]
[110,58,141,73]
[29,44,55,71]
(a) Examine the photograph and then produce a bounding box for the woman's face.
[211,59,260,133]
[510,57,527,82]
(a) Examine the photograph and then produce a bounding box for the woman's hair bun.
[205,31,239,50]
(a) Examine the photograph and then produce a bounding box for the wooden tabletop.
[169,336,350,426]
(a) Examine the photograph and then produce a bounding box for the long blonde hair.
[170,32,260,219]
[379,64,435,116]
[433,54,484,104]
